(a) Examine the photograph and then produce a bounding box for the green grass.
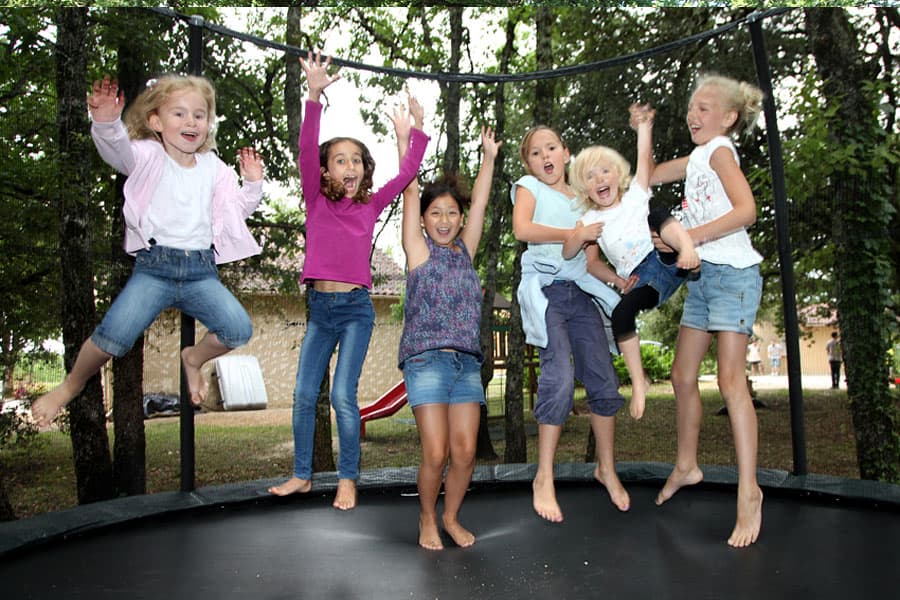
[1,386,862,519]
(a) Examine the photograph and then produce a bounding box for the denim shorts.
[631,250,687,306]
[402,349,485,409]
[680,261,761,336]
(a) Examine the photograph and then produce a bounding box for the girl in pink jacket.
[32,74,264,427]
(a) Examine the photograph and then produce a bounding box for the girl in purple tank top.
[398,102,500,550]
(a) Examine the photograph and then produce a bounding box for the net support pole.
[749,14,807,475]
[178,15,205,493]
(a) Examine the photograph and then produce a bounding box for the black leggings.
[610,285,659,339]
[609,206,681,339]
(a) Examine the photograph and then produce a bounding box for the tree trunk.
[534,7,555,127]
[504,244,528,464]
[285,7,303,170]
[55,6,114,504]
[466,7,500,461]
[806,8,900,482]
[109,36,149,498]
[440,7,462,175]
[483,15,527,465]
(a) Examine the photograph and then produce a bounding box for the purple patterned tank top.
[398,237,483,367]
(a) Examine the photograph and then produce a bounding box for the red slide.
[359,380,407,439]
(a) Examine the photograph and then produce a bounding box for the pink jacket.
[91,119,263,264]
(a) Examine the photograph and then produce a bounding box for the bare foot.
[728,486,763,548]
[655,465,704,506]
[333,479,357,510]
[31,380,80,428]
[268,477,312,496]
[419,513,443,550]
[630,377,651,420]
[180,346,209,406]
[594,465,630,511]
[532,474,563,522]
[442,515,475,548]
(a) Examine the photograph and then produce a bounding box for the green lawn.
[1,386,862,519]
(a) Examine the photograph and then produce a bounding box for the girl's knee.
[449,439,477,466]
[671,366,697,390]
[422,447,450,470]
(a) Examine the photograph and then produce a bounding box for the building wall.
[141,293,404,409]
[140,297,843,409]
[751,320,840,376]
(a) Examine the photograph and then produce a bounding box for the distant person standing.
[746,338,762,376]
[767,339,784,376]
[826,332,842,389]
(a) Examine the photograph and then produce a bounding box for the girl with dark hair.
[269,52,428,511]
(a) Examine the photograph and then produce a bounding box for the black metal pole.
[749,15,807,475]
[178,15,205,493]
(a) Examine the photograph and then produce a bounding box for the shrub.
[613,343,675,384]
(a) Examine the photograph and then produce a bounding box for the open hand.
[238,147,264,182]
[300,50,341,99]
[628,103,656,130]
[481,126,502,160]
[87,75,125,123]
[408,93,425,129]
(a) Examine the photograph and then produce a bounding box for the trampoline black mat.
[2,480,898,600]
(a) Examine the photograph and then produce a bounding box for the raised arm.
[629,103,655,192]
[400,176,427,271]
[399,94,428,270]
[392,92,422,161]
[89,76,138,175]
[459,126,501,256]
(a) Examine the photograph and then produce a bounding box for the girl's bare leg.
[181,332,229,405]
[31,339,111,427]
[441,403,480,547]
[591,413,630,511]
[413,404,450,549]
[533,424,564,522]
[618,334,650,419]
[656,326,709,505]
[717,332,763,548]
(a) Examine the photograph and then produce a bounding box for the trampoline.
[1,463,898,600]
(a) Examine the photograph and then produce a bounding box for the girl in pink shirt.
[268,52,428,509]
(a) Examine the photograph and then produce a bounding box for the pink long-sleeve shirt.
[91,118,263,264]
[298,100,428,288]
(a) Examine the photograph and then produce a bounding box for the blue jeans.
[535,281,624,425]
[631,249,686,306]
[292,288,374,480]
[92,245,252,357]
